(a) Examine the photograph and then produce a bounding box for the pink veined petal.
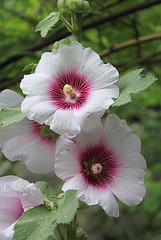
[49,109,81,135]
[0,118,31,147]
[102,114,141,156]
[109,152,146,206]
[55,150,80,181]
[0,198,22,231]
[0,89,23,110]
[20,73,52,96]
[2,133,55,174]
[0,176,43,240]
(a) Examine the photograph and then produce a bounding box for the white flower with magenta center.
[20,41,119,134]
[0,89,60,174]
[55,114,147,217]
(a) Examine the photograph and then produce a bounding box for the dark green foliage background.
[0,0,161,239]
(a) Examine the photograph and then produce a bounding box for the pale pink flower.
[0,175,43,240]
[0,89,60,174]
[55,114,146,217]
[20,41,119,135]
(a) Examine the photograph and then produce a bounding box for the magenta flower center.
[49,70,91,109]
[30,121,58,144]
[80,143,118,188]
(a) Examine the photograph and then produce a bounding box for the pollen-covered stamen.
[63,84,80,103]
[91,163,102,175]
[63,84,73,95]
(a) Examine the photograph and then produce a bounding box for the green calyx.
[39,124,59,142]
[57,0,91,13]
[52,38,71,52]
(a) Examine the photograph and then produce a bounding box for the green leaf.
[13,190,79,240]
[52,190,79,224]
[23,63,37,73]
[0,103,25,128]
[35,181,62,202]
[35,12,60,37]
[13,205,56,240]
[113,69,157,107]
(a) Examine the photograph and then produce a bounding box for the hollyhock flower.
[0,175,43,240]
[20,41,119,135]
[0,89,60,174]
[55,114,146,217]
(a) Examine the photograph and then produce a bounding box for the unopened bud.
[57,0,91,13]
[52,38,71,52]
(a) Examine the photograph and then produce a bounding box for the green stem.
[67,215,77,240]
[71,13,82,42]
[67,225,76,240]
[60,15,73,33]
[57,225,65,240]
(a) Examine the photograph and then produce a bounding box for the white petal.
[35,41,83,76]
[21,95,49,121]
[29,101,57,124]
[65,121,103,151]
[0,222,15,240]
[81,186,119,217]
[74,87,118,132]
[0,89,23,110]
[20,73,52,95]
[109,152,146,206]
[0,176,20,186]
[9,178,43,211]
[74,107,103,132]
[86,87,119,112]
[79,46,119,89]
[62,174,87,193]
[0,118,31,147]
[49,109,81,134]
[99,190,119,217]
[102,114,141,156]
[55,150,80,181]
[2,133,55,174]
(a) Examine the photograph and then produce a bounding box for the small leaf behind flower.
[113,69,157,107]
[35,12,60,37]
[0,103,25,128]
[23,63,37,73]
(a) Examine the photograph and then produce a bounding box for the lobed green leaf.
[0,103,25,128]
[113,69,157,107]
[35,12,60,37]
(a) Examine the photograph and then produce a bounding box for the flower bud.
[57,0,91,13]
[52,38,71,52]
